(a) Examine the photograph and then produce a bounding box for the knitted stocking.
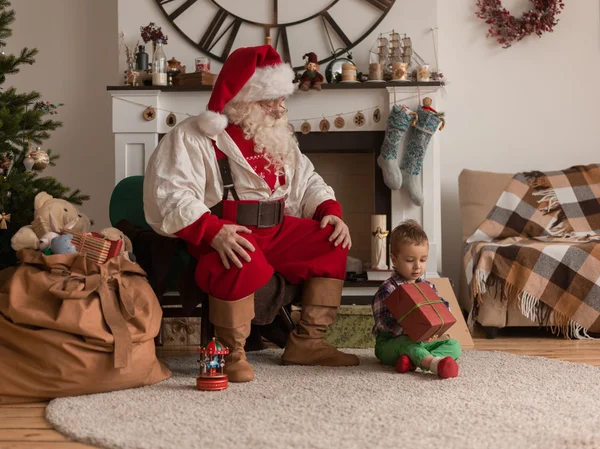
[399,107,444,206]
[377,105,414,190]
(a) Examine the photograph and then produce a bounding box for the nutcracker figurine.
[197,337,230,391]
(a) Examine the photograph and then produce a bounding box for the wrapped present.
[384,282,456,342]
[67,230,123,264]
[32,216,52,238]
[161,317,201,346]
[324,305,376,349]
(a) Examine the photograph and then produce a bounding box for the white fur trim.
[196,110,229,136]
[232,63,296,104]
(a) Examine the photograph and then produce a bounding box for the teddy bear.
[98,226,135,262]
[11,192,92,252]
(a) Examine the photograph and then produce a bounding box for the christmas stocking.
[377,104,414,190]
[399,107,443,206]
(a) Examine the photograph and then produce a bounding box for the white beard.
[223,102,297,176]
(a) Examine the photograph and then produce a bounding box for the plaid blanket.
[464,164,600,338]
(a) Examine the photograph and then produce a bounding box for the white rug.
[47,349,600,449]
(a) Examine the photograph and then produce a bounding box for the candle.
[417,64,430,82]
[392,62,408,81]
[369,63,383,81]
[341,63,357,82]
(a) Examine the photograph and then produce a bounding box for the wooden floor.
[2,334,599,449]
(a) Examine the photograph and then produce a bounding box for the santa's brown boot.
[281,278,360,367]
[312,82,322,91]
[210,294,255,382]
[300,81,310,91]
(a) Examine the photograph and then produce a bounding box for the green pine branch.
[0,0,90,269]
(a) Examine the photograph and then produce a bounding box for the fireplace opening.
[296,131,390,269]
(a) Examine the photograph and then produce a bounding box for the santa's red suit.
[144,45,359,382]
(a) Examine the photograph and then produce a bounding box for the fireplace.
[107,83,444,298]
[298,131,389,267]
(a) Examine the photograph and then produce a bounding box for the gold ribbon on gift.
[397,284,446,337]
[48,266,136,369]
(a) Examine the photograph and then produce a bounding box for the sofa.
[457,169,558,338]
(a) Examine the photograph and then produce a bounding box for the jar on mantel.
[152,40,168,86]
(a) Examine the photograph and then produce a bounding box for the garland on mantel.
[113,90,433,129]
[476,0,564,48]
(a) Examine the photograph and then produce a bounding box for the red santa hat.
[197,45,296,135]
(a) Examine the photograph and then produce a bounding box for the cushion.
[458,169,514,242]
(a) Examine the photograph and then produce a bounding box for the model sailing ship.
[371,31,427,81]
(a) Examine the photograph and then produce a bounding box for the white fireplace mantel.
[108,83,444,278]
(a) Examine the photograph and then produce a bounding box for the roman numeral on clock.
[320,12,351,48]
[359,0,394,11]
[199,8,242,61]
[274,26,291,65]
[166,0,198,21]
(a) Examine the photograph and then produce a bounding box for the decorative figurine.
[196,337,229,391]
[421,97,445,130]
[299,52,324,91]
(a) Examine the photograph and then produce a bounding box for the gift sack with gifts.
[384,282,456,342]
[0,249,171,404]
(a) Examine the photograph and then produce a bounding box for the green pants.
[375,332,461,369]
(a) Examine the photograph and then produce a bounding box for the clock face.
[154,0,395,70]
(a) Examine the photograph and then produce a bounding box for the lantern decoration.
[196,337,230,391]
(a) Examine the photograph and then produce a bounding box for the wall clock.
[153,0,395,70]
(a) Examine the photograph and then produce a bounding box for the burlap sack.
[0,249,171,404]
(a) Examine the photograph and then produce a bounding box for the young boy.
[371,220,461,378]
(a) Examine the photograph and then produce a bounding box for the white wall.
[12,0,600,288]
[438,0,600,285]
[117,0,439,77]
[11,0,119,230]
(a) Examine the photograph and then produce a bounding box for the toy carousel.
[196,337,229,391]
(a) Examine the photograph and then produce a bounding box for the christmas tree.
[0,0,88,269]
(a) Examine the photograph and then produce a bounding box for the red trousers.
[188,212,348,301]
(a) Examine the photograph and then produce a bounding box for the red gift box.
[384,282,456,342]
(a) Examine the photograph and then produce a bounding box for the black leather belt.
[210,200,284,228]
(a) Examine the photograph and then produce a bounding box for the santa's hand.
[320,215,352,249]
[211,225,255,269]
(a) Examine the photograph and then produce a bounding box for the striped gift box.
[32,216,52,238]
[67,230,117,264]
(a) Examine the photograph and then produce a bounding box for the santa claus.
[144,45,359,383]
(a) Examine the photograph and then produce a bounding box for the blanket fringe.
[532,189,560,213]
[471,272,594,340]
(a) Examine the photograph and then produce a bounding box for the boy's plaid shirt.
[371,272,449,337]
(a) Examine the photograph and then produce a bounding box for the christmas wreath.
[476,0,564,48]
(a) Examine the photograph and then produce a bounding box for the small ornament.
[143,106,156,121]
[30,148,50,171]
[197,337,229,391]
[0,152,13,174]
[166,112,177,127]
[373,108,381,123]
[300,121,311,134]
[24,155,35,171]
[288,123,295,133]
[0,211,10,230]
[334,116,345,129]
[353,111,366,127]
[319,118,330,132]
